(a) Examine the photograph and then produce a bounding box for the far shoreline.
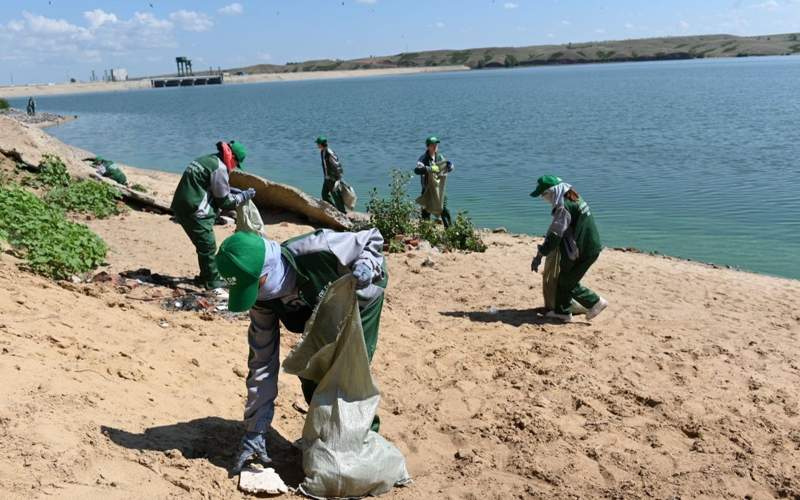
[0,65,469,99]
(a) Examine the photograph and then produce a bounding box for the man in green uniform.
[84,156,127,186]
[215,228,387,471]
[530,175,608,323]
[170,141,255,297]
[315,136,346,213]
[414,136,454,228]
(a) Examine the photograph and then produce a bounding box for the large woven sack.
[283,276,411,498]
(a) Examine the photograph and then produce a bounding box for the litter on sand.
[238,467,289,495]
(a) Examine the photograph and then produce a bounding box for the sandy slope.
[1,123,800,498]
[1,176,799,499]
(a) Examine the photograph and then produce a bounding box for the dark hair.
[565,188,580,202]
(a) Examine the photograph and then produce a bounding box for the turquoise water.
[12,57,800,279]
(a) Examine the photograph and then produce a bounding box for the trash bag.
[542,247,588,315]
[542,247,560,311]
[283,276,411,499]
[415,170,447,216]
[235,199,265,235]
[335,180,358,212]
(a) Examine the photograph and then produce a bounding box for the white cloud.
[257,52,272,61]
[624,22,635,29]
[679,19,690,30]
[435,21,445,28]
[752,0,780,10]
[504,2,519,9]
[546,33,555,38]
[561,20,571,25]
[84,9,118,29]
[218,3,244,15]
[356,0,377,4]
[169,10,213,32]
[595,28,606,34]
[0,9,177,65]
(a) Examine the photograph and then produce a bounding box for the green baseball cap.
[425,136,440,146]
[315,135,328,145]
[216,231,265,312]
[229,141,247,167]
[530,175,563,197]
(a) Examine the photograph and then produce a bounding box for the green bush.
[0,186,107,279]
[0,98,9,110]
[364,170,486,253]
[37,154,71,188]
[364,170,417,240]
[130,183,148,193]
[45,180,123,218]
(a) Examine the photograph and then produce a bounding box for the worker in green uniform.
[83,156,127,186]
[170,141,255,298]
[530,175,608,323]
[215,228,387,471]
[414,136,454,228]
[315,136,346,213]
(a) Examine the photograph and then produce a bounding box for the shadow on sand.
[440,307,578,327]
[101,417,303,484]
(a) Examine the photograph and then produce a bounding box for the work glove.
[234,431,272,473]
[352,263,373,290]
[531,253,543,273]
[234,188,256,206]
[430,164,441,174]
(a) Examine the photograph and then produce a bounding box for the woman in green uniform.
[530,175,608,323]
[216,228,388,471]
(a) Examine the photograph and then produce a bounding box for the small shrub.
[0,98,9,110]
[130,183,148,193]
[0,186,107,279]
[442,213,487,252]
[364,170,486,253]
[37,154,70,188]
[365,170,417,240]
[45,180,123,218]
[504,54,519,67]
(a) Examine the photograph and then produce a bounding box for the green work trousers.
[556,251,601,315]
[176,213,224,290]
[322,178,346,213]
[300,292,385,432]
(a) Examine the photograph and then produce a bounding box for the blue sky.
[1,0,798,84]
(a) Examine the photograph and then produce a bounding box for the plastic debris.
[238,467,289,495]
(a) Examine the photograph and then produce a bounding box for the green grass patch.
[130,183,148,193]
[0,98,9,110]
[34,154,71,188]
[45,180,124,218]
[0,185,107,279]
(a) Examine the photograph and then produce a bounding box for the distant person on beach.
[215,228,388,471]
[170,140,254,299]
[26,97,35,116]
[530,175,608,323]
[414,136,454,228]
[315,136,347,213]
[83,156,127,186]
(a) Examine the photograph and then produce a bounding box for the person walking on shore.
[215,228,388,471]
[26,97,36,116]
[530,175,608,323]
[315,136,346,213]
[170,140,255,298]
[414,136,454,228]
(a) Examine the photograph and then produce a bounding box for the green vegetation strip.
[0,186,108,279]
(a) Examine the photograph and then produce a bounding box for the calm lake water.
[13,56,800,279]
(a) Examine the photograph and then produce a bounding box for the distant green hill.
[230,33,800,74]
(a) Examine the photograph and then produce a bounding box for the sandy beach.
[1,115,799,498]
[0,66,469,99]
